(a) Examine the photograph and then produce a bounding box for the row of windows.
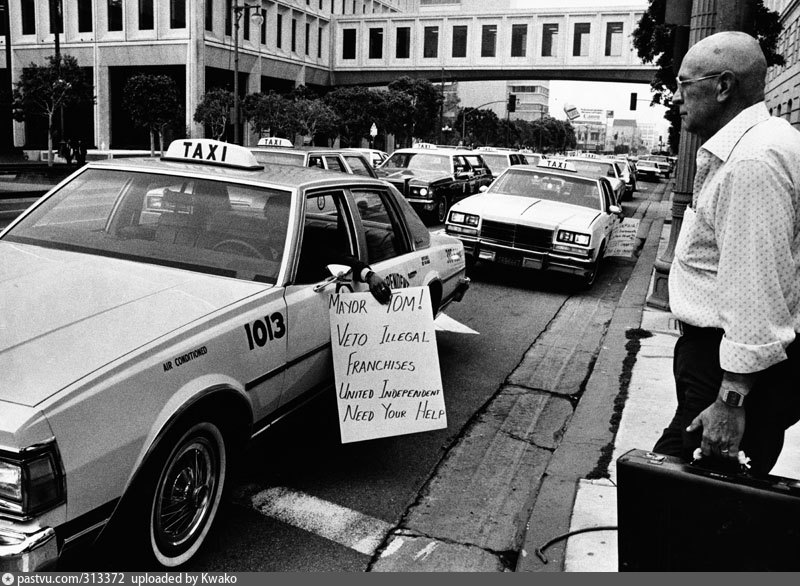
[345,21,626,61]
[509,85,549,96]
[13,0,375,37]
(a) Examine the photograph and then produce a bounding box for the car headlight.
[557,230,591,246]
[449,211,480,227]
[0,442,66,519]
[410,185,431,198]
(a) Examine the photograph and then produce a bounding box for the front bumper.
[0,524,58,571]
[461,239,594,277]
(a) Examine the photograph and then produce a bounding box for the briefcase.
[617,448,800,571]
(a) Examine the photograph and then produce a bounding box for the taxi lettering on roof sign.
[539,158,577,172]
[414,142,437,149]
[163,138,262,170]
[257,137,293,148]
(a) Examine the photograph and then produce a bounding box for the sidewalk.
[559,222,800,572]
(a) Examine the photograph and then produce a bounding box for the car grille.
[480,220,553,252]
[389,180,408,196]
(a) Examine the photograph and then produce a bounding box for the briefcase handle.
[690,448,752,475]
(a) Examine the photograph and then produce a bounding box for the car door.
[281,188,361,407]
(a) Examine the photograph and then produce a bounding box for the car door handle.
[408,270,417,278]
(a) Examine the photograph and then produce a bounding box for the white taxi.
[445,159,622,287]
[0,139,469,570]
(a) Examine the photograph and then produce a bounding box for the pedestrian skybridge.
[329,6,655,86]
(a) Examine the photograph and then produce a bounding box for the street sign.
[564,104,581,120]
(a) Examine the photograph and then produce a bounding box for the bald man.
[653,32,800,474]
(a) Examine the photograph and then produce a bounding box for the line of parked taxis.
[0,138,629,570]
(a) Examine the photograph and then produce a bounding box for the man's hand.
[686,399,746,461]
[367,271,392,304]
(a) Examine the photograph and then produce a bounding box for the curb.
[516,184,670,572]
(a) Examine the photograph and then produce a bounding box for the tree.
[123,74,180,156]
[289,98,339,145]
[242,91,293,140]
[387,76,443,142]
[12,54,94,166]
[324,86,383,146]
[632,0,783,152]
[193,88,234,141]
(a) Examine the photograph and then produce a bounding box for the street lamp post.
[232,1,263,145]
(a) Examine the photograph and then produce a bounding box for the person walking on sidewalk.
[653,31,800,475]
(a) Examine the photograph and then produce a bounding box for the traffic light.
[630,92,638,110]
[507,93,516,112]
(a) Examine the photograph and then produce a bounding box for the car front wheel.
[582,246,605,288]
[145,420,227,567]
[432,194,449,224]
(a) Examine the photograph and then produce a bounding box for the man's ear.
[716,70,736,103]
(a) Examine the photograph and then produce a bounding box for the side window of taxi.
[453,156,468,174]
[600,181,614,210]
[295,191,356,284]
[352,189,408,263]
[324,155,347,173]
[308,156,325,170]
[343,154,373,177]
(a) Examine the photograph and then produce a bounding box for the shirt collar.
[700,102,770,162]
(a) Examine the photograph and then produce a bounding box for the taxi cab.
[564,156,628,204]
[251,137,378,178]
[0,139,469,570]
[445,158,622,287]
[475,147,533,176]
[375,143,493,225]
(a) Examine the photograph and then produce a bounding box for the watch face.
[723,390,744,407]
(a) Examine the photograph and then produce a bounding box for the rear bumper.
[0,524,58,571]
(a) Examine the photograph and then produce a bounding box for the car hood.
[376,168,450,184]
[455,194,599,228]
[0,242,269,407]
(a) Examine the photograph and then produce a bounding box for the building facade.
[764,0,800,127]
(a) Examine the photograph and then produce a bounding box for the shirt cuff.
[359,268,374,282]
[719,337,788,373]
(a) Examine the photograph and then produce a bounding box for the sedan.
[0,139,469,571]
[445,159,622,287]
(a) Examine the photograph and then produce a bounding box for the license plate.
[496,254,521,267]
[522,257,542,269]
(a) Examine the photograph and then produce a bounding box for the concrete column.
[647,0,718,309]
[95,63,110,150]
[187,0,205,139]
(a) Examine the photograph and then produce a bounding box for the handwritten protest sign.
[328,287,447,444]
[606,218,640,257]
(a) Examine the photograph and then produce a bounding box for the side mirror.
[479,185,488,193]
[609,205,622,216]
[312,264,353,292]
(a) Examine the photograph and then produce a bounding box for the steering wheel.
[211,239,266,259]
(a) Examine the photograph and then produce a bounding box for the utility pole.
[2,0,12,151]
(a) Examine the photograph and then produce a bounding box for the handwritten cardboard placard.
[606,218,640,257]
[328,287,447,444]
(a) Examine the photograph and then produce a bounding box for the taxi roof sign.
[538,158,577,173]
[414,142,437,149]
[162,139,263,170]
[257,137,293,148]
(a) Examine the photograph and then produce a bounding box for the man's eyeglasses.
[675,72,723,91]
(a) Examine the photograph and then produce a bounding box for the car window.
[308,155,325,170]
[464,155,487,173]
[488,169,602,210]
[343,154,374,177]
[4,169,290,284]
[454,155,470,173]
[324,155,347,173]
[352,189,407,263]
[295,191,356,284]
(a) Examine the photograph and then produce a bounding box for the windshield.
[381,152,452,173]
[3,169,292,284]
[489,169,602,210]
[480,154,510,174]
[251,150,306,166]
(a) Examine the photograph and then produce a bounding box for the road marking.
[250,487,393,555]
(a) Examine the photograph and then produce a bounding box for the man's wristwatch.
[720,388,745,407]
